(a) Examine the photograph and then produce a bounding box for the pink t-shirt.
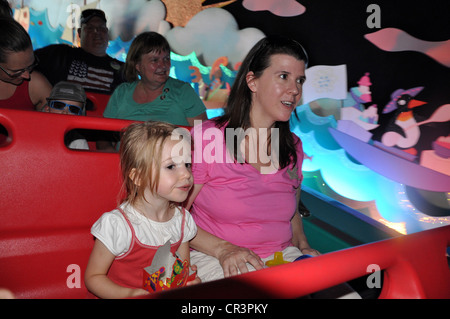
[191,120,304,258]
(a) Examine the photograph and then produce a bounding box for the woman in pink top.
[185,35,320,282]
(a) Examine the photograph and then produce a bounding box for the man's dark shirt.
[35,44,124,95]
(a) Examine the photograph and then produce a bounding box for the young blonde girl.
[85,121,198,298]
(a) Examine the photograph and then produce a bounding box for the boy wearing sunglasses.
[43,81,86,116]
[42,81,89,150]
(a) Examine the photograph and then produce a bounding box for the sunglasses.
[0,55,39,79]
[82,25,108,34]
[48,100,83,115]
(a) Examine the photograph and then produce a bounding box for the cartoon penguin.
[380,87,427,155]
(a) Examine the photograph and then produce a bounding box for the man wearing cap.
[35,9,124,96]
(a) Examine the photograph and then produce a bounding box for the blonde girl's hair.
[119,121,186,206]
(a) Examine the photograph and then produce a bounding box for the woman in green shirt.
[103,32,207,127]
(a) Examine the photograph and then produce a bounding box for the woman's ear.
[135,62,141,75]
[246,71,257,93]
[129,168,141,186]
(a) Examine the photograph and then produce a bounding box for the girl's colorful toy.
[265,252,290,267]
[265,252,314,267]
[143,241,197,293]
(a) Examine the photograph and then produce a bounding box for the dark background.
[207,0,450,152]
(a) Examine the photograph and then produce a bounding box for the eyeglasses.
[47,100,83,115]
[82,25,108,34]
[0,55,39,79]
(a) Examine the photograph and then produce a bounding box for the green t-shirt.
[103,77,206,126]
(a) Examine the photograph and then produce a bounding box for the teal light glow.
[291,104,448,234]
[170,51,210,74]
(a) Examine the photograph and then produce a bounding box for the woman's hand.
[300,247,320,256]
[217,242,264,277]
[190,227,264,278]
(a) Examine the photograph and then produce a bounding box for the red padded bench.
[85,92,111,118]
[0,108,133,298]
[148,224,450,299]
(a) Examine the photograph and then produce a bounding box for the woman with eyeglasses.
[41,81,89,150]
[103,32,207,126]
[0,17,52,111]
[98,32,207,152]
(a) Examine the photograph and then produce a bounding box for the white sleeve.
[68,139,89,150]
[182,210,198,243]
[91,211,132,256]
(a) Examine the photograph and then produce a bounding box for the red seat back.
[0,109,133,298]
[85,92,111,118]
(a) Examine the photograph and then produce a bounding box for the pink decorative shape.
[243,0,306,17]
[365,28,450,68]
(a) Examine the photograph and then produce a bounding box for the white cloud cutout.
[100,0,170,41]
[165,7,265,67]
[133,0,170,35]
[13,1,264,67]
